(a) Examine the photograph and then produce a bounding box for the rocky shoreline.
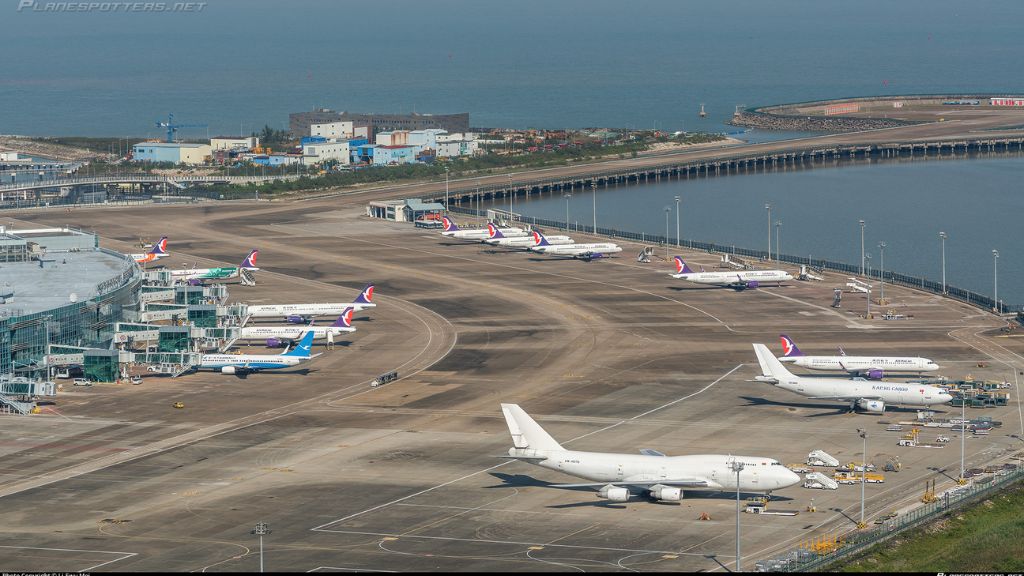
[730,110,917,133]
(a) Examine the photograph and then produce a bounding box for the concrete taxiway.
[0,201,1021,572]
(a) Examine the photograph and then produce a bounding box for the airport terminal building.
[0,227,143,382]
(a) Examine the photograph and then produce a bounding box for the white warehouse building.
[310,121,354,140]
[210,136,259,151]
[302,140,350,165]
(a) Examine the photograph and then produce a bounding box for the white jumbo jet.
[752,344,952,413]
[500,403,800,502]
[531,232,621,261]
[671,256,792,290]
[778,334,940,379]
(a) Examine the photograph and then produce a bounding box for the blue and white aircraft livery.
[500,403,800,502]
[198,330,319,375]
[752,343,952,413]
[778,334,940,379]
[671,257,792,289]
[530,232,621,261]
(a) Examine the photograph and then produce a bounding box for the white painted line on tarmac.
[311,363,740,532]
[0,545,138,573]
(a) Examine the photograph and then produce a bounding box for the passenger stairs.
[806,449,840,467]
[720,253,747,270]
[240,269,256,286]
[846,278,871,294]
[802,472,839,490]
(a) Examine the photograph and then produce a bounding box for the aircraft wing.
[806,394,883,401]
[639,448,667,457]
[552,479,709,488]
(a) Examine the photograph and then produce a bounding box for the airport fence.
[445,206,1022,314]
[755,466,1023,572]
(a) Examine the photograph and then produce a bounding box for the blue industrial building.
[373,145,417,166]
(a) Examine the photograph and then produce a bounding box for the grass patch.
[839,481,1024,572]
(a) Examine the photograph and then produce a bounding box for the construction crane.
[156,113,208,143]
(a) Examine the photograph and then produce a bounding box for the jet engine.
[221,366,237,375]
[857,399,885,413]
[745,281,760,289]
[285,315,307,324]
[598,484,629,502]
[865,369,885,380]
[188,279,204,286]
[266,338,284,348]
[649,484,683,501]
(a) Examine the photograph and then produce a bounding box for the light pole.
[878,241,886,302]
[444,165,449,211]
[993,249,1000,314]
[765,203,772,261]
[857,429,868,528]
[664,206,671,260]
[939,232,948,294]
[859,219,866,276]
[508,173,514,222]
[775,220,782,262]
[959,397,966,484]
[592,181,597,234]
[475,179,481,218]
[251,522,271,572]
[730,460,745,571]
[674,195,680,247]
[563,192,571,232]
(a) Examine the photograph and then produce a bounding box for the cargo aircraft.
[752,343,952,413]
[499,403,800,502]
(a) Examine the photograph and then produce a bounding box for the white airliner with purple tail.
[441,217,527,240]
[245,284,376,323]
[238,307,356,348]
[485,226,573,249]
[778,334,940,379]
[670,256,791,290]
[530,231,621,261]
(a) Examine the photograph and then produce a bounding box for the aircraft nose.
[783,469,801,487]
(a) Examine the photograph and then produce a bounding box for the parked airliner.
[170,249,259,282]
[131,236,169,264]
[245,284,376,322]
[752,344,952,413]
[531,232,621,261]
[778,334,940,379]
[485,225,573,248]
[671,257,792,289]
[500,403,800,502]
[238,307,355,347]
[198,330,319,375]
[440,217,492,240]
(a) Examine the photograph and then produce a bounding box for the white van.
[73,378,93,387]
